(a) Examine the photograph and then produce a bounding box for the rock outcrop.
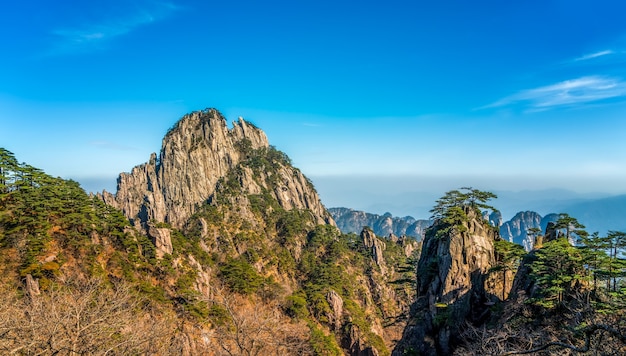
[393,207,502,356]
[101,109,333,231]
[147,224,173,258]
[25,274,40,298]
[327,290,344,330]
[345,325,380,356]
[361,228,388,275]
[330,208,431,240]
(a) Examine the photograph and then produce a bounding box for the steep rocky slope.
[5,108,624,355]
[393,206,504,355]
[92,108,423,355]
[452,221,626,355]
[101,108,332,232]
[329,207,431,240]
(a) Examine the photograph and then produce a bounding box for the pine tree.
[554,213,586,243]
[530,237,587,308]
[578,232,610,293]
[429,187,498,238]
[493,238,525,299]
[605,231,626,292]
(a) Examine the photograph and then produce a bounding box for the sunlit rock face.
[102,108,332,231]
[393,207,503,356]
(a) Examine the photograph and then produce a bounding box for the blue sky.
[2,0,626,218]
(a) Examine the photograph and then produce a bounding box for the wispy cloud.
[574,50,615,62]
[50,1,179,55]
[483,76,626,111]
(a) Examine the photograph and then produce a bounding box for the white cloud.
[50,1,179,55]
[574,50,614,62]
[483,76,626,110]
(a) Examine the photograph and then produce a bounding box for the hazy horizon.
[72,171,624,222]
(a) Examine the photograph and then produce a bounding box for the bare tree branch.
[501,324,626,355]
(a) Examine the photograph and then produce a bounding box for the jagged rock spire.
[101,108,332,231]
[393,207,502,355]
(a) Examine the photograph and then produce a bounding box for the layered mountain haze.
[332,203,625,253]
[499,211,559,250]
[5,1,626,354]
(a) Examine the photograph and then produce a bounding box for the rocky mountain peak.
[101,108,332,233]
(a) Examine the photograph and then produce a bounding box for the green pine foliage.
[529,237,587,308]
[308,322,343,356]
[15,144,622,353]
[493,238,525,299]
[0,148,148,287]
[527,214,626,310]
[180,144,415,353]
[219,257,265,295]
[429,187,498,238]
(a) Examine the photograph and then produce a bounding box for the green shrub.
[285,293,309,319]
[220,257,264,295]
[308,322,342,356]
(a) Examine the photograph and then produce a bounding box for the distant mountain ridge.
[499,211,559,250]
[329,207,431,240]
[332,193,626,250]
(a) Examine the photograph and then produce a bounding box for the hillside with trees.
[0,110,420,355]
[1,110,625,355]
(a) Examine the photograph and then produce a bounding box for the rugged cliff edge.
[100,108,333,231]
[393,206,503,355]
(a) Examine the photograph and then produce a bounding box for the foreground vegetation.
[2,149,625,355]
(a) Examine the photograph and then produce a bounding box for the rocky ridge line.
[329,207,431,241]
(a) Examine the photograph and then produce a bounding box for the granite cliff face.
[101,109,333,232]
[393,207,503,356]
[500,211,558,250]
[329,207,431,241]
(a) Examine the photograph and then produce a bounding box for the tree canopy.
[428,187,498,238]
[429,187,497,220]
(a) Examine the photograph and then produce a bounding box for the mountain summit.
[101,108,333,231]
